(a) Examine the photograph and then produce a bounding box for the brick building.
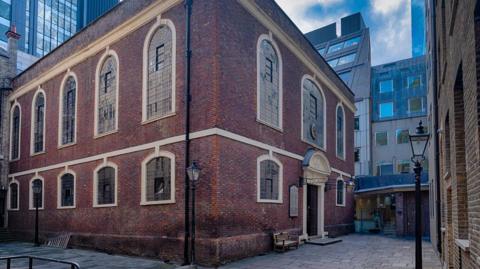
[426,0,480,268]
[2,0,355,265]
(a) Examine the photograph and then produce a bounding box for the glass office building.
[0,0,11,47]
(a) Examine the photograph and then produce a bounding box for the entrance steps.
[0,228,15,242]
[305,236,342,246]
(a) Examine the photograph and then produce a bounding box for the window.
[396,129,409,144]
[29,178,44,210]
[336,104,345,159]
[302,77,325,149]
[60,75,77,145]
[354,148,360,162]
[10,104,21,160]
[32,90,46,154]
[96,53,118,135]
[376,132,388,146]
[327,53,356,67]
[336,179,345,206]
[327,42,344,54]
[379,80,394,93]
[377,163,394,176]
[58,172,75,208]
[257,155,283,203]
[407,75,421,88]
[344,36,361,47]
[143,20,176,122]
[379,102,394,118]
[94,164,117,207]
[338,71,352,85]
[408,97,424,113]
[318,47,326,55]
[354,117,360,131]
[8,181,19,210]
[397,160,411,173]
[258,36,282,129]
[141,152,175,205]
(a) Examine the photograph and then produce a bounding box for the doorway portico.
[301,149,331,240]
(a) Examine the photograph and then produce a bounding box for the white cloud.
[371,0,404,15]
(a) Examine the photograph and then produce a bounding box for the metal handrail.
[0,255,80,269]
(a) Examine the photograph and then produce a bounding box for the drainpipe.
[431,0,442,254]
[183,0,193,265]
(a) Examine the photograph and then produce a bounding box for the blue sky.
[275,0,413,66]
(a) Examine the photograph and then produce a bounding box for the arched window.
[32,90,45,154]
[8,180,19,210]
[10,104,21,160]
[58,172,75,208]
[94,164,117,207]
[302,77,325,149]
[141,151,175,205]
[336,178,345,206]
[336,104,345,159]
[96,54,118,135]
[29,177,44,210]
[257,155,283,203]
[143,21,176,122]
[60,75,77,145]
[257,35,282,129]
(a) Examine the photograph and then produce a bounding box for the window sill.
[29,208,44,211]
[256,118,283,133]
[7,208,19,211]
[257,199,283,204]
[336,203,346,207]
[140,200,175,206]
[455,239,470,252]
[93,203,117,208]
[58,142,77,150]
[30,151,46,157]
[142,112,176,125]
[57,206,76,210]
[94,129,118,139]
[336,154,346,161]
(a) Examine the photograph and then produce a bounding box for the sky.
[275,0,414,66]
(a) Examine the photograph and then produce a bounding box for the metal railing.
[0,255,80,269]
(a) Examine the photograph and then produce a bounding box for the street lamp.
[409,121,430,269]
[32,181,42,247]
[186,161,201,265]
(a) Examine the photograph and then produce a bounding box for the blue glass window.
[379,102,394,118]
[344,36,361,47]
[377,163,394,176]
[327,42,344,54]
[407,75,421,88]
[328,59,338,67]
[337,53,356,65]
[318,48,326,55]
[379,80,394,93]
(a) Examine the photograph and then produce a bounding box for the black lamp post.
[409,121,430,269]
[186,161,201,265]
[32,182,42,247]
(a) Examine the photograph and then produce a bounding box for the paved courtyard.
[217,234,442,269]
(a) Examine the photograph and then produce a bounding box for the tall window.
[61,76,76,145]
[144,23,174,121]
[142,153,175,204]
[30,178,43,209]
[336,179,345,206]
[10,104,21,160]
[32,92,45,153]
[8,181,19,210]
[396,129,409,144]
[97,55,118,135]
[95,166,116,206]
[59,173,75,208]
[336,105,345,158]
[257,156,283,203]
[302,78,325,148]
[258,36,282,128]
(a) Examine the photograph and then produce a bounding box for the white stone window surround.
[7,179,20,211]
[9,101,21,161]
[57,169,77,209]
[301,74,327,151]
[58,70,78,148]
[257,154,283,204]
[93,161,118,208]
[30,87,47,156]
[140,150,176,205]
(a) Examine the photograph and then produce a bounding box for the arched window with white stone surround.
[336,178,346,206]
[93,163,117,207]
[10,103,21,160]
[302,76,326,149]
[336,104,345,159]
[141,151,175,205]
[8,180,19,210]
[31,89,46,154]
[59,73,77,146]
[257,155,283,203]
[95,52,119,136]
[29,177,44,210]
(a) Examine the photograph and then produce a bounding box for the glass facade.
[0,0,11,46]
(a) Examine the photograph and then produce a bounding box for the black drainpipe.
[431,0,442,254]
[183,0,193,265]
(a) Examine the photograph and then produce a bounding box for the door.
[0,190,5,227]
[307,184,318,236]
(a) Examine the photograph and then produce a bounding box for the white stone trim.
[57,169,77,209]
[300,74,327,152]
[58,70,79,148]
[94,48,120,137]
[7,179,20,211]
[93,162,118,208]
[256,33,283,131]
[30,87,47,156]
[335,103,346,160]
[9,101,21,161]
[142,18,177,123]
[9,128,353,180]
[335,177,346,207]
[257,154,283,204]
[140,150,176,205]
[29,176,45,210]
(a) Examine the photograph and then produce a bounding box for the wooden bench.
[273,232,299,252]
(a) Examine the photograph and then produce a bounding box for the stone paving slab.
[0,242,174,269]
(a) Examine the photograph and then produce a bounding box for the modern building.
[3,0,355,265]
[426,0,480,268]
[371,56,427,177]
[306,13,372,177]
[411,0,426,57]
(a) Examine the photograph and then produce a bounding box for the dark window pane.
[146,157,171,201]
[97,167,115,205]
[61,173,74,207]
